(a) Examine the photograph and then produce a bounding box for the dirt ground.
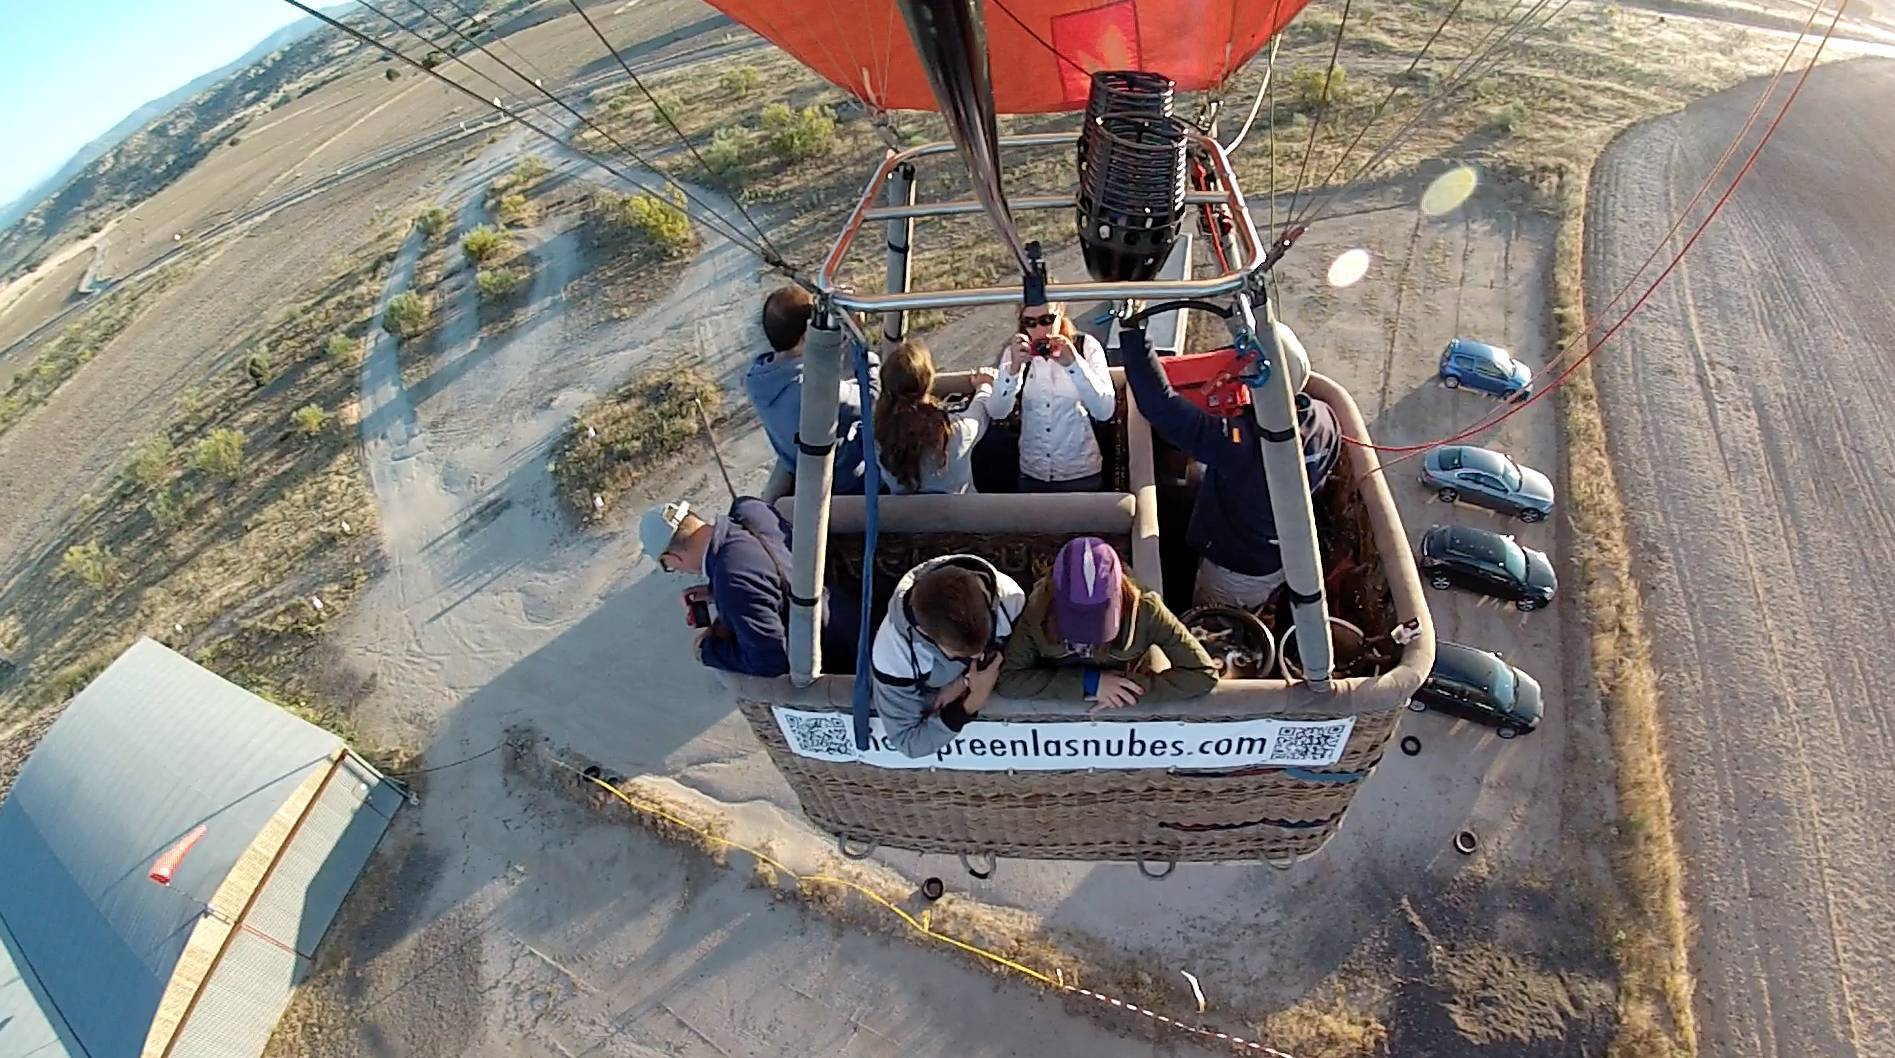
[1588,57,1895,1058]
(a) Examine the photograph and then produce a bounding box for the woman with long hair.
[989,299,1116,491]
[996,536,1217,708]
[872,339,997,495]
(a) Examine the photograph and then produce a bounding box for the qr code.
[783,713,856,758]
[1268,723,1348,763]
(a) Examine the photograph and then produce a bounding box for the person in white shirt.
[873,339,998,495]
[989,300,1116,492]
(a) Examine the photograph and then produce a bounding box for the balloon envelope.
[703,0,1315,113]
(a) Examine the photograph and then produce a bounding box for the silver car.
[1418,445,1554,522]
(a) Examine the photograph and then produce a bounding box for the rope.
[544,752,1303,1058]
[1282,0,1357,230]
[309,0,798,277]
[1345,0,1842,470]
[1223,29,1283,154]
[566,0,790,266]
[851,332,882,751]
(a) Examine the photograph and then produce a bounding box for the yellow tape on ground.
[547,753,1298,1058]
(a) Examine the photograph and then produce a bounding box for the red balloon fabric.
[705,0,1313,113]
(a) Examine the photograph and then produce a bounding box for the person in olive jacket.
[996,536,1218,709]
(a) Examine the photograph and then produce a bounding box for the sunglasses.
[1020,313,1059,328]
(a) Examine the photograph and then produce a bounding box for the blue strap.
[1082,667,1102,698]
[851,337,881,751]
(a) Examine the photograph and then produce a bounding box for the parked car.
[1438,338,1531,401]
[1419,444,1555,522]
[1407,641,1543,738]
[1417,523,1557,610]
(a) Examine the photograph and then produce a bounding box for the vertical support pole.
[882,161,917,349]
[788,309,844,686]
[1234,293,1333,689]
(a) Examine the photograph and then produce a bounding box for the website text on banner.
[773,708,1357,769]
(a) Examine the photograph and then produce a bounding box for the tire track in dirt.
[1589,60,1895,1058]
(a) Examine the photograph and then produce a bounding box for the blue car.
[1439,339,1532,401]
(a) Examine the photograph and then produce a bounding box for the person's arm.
[961,380,996,441]
[835,346,881,423]
[1134,592,1220,700]
[699,564,790,677]
[869,619,964,758]
[1065,335,1116,421]
[988,344,1024,417]
[1119,328,1234,467]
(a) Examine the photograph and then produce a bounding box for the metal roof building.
[0,638,401,1058]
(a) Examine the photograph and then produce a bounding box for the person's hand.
[970,366,998,388]
[1088,672,1145,713]
[682,585,711,605]
[1050,334,1078,366]
[966,651,1003,694]
[1006,334,1032,370]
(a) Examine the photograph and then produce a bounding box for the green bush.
[415,204,451,237]
[761,103,837,163]
[1487,100,1529,133]
[476,267,524,299]
[462,224,514,264]
[703,127,755,179]
[126,435,174,491]
[496,191,535,227]
[592,190,696,256]
[291,403,330,437]
[511,155,550,187]
[243,349,272,386]
[649,89,684,125]
[383,291,430,338]
[193,428,246,481]
[1288,65,1349,111]
[148,486,195,530]
[719,67,760,99]
[325,333,359,368]
[60,540,119,590]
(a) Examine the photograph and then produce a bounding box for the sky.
[0,1,307,209]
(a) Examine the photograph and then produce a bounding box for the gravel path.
[1588,57,1895,1058]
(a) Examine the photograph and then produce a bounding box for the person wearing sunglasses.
[997,536,1218,709]
[989,300,1116,492]
[869,554,1027,757]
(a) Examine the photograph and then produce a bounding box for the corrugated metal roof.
[0,639,347,1058]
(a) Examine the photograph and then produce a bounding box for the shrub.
[496,191,535,227]
[291,403,330,436]
[243,349,272,386]
[649,89,684,125]
[476,267,524,299]
[462,224,514,264]
[703,127,755,179]
[325,333,359,368]
[627,191,696,256]
[415,204,451,237]
[511,155,550,187]
[1487,100,1530,133]
[60,541,119,590]
[148,486,195,530]
[386,68,400,81]
[761,103,837,163]
[383,291,429,337]
[1288,65,1349,111]
[126,435,174,491]
[193,428,246,481]
[719,67,760,98]
[422,51,445,70]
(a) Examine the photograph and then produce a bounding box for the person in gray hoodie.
[743,285,878,496]
[869,554,1027,758]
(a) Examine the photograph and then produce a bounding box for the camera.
[682,588,712,629]
[1032,338,1053,357]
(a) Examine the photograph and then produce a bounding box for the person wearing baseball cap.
[996,536,1217,709]
[641,495,858,678]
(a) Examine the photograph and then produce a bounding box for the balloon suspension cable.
[1283,0,1356,228]
[1223,0,1286,154]
[566,0,791,267]
[425,0,559,101]
[312,0,801,281]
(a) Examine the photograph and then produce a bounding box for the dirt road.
[1588,58,1895,1058]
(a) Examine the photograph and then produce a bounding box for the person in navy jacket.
[640,496,858,677]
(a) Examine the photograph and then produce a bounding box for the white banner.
[772,707,1357,771]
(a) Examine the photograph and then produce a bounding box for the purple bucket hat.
[1051,536,1123,650]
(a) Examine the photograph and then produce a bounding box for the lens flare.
[1327,248,1372,288]
[1421,165,1479,216]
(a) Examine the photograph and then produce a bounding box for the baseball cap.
[639,500,691,562]
[1051,536,1123,651]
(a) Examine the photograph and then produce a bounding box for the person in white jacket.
[989,300,1116,491]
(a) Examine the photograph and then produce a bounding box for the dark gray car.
[1418,444,1554,522]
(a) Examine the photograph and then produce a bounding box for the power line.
[286,0,795,276]
[566,0,788,267]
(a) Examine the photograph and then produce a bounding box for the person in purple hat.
[996,536,1218,709]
